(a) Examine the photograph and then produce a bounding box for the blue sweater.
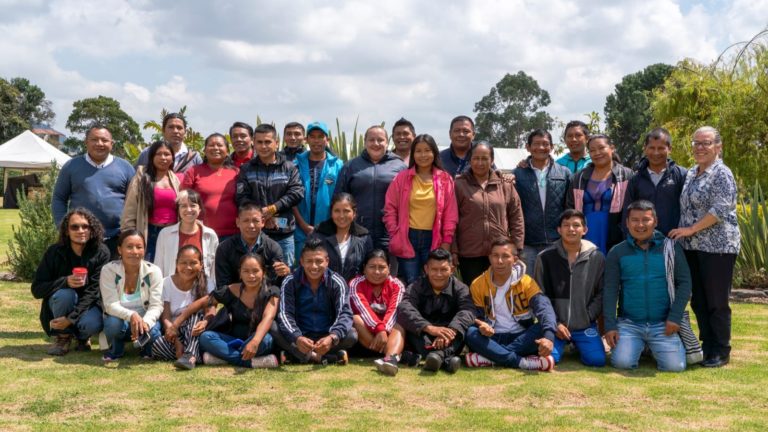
[52,156,135,237]
[603,231,692,332]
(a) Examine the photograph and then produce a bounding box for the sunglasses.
[69,224,91,231]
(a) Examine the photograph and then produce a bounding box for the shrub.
[735,182,768,289]
[6,162,59,280]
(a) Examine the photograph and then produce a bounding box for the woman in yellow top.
[383,134,458,285]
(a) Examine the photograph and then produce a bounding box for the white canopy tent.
[0,130,71,194]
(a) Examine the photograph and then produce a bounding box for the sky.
[1,0,766,146]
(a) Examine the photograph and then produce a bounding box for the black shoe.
[336,350,349,366]
[702,355,729,368]
[423,352,442,372]
[75,338,92,352]
[444,356,461,374]
[376,356,399,376]
[399,350,421,367]
[173,353,196,370]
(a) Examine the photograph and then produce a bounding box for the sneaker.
[336,350,349,366]
[251,354,279,369]
[399,350,421,367]
[423,352,442,372]
[173,353,196,370]
[444,356,461,374]
[75,338,92,352]
[202,352,227,366]
[518,355,555,372]
[465,352,494,368]
[47,334,72,356]
[376,356,399,376]
[102,353,120,363]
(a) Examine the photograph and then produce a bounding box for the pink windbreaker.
[383,167,458,259]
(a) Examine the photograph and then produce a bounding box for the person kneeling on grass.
[349,249,418,376]
[100,230,163,363]
[199,253,280,368]
[397,248,475,374]
[603,200,691,372]
[151,245,215,370]
[464,237,558,371]
[534,209,606,367]
[275,237,357,365]
[32,208,111,356]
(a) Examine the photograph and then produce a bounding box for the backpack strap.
[175,151,198,172]
[663,238,676,304]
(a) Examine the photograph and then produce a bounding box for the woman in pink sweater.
[383,134,458,285]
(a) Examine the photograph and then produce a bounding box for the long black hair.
[59,207,105,247]
[202,133,235,169]
[140,140,176,218]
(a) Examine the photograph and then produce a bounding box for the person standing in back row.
[439,116,475,177]
[135,113,202,174]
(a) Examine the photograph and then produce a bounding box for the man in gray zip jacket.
[534,209,606,366]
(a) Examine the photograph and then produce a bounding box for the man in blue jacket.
[513,129,571,275]
[604,200,692,372]
[236,124,304,268]
[623,128,687,236]
[275,238,357,364]
[293,121,344,258]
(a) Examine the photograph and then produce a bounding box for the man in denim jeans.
[603,200,692,372]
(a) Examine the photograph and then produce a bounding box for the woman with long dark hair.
[384,134,458,285]
[122,140,181,261]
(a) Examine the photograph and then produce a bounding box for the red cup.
[72,267,88,282]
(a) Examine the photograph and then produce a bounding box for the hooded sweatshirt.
[469,261,558,342]
[533,239,604,332]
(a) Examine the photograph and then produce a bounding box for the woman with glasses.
[566,135,634,255]
[669,126,740,368]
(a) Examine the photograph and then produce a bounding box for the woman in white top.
[100,230,164,363]
[154,189,218,284]
[151,245,214,370]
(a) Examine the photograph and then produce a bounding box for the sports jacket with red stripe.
[349,275,404,334]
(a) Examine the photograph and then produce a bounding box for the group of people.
[34,112,740,375]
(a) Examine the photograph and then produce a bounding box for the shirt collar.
[85,153,114,169]
[175,143,189,160]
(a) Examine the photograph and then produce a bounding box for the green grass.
[1,280,767,431]
[0,209,19,269]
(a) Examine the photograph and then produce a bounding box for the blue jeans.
[145,223,164,262]
[465,324,542,368]
[523,245,548,276]
[103,315,162,358]
[552,323,606,367]
[49,288,103,339]
[611,319,686,372]
[199,331,274,367]
[398,229,433,286]
[275,235,295,269]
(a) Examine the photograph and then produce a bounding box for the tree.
[604,63,674,166]
[650,29,768,192]
[65,96,143,157]
[0,77,55,144]
[473,71,554,148]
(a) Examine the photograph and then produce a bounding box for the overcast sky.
[1,0,766,146]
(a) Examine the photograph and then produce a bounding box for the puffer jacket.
[383,167,458,259]
[533,239,604,331]
[235,152,304,239]
[513,157,571,246]
[333,150,406,249]
[453,169,524,257]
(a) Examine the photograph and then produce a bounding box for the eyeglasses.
[69,224,91,231]
[691,141,715,148]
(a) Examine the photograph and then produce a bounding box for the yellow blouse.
[409,174,436,230]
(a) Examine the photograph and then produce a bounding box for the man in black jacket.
[215,203,290,287]
[397,249,475,373]
[236,123,304,268]
[32,208,110,355]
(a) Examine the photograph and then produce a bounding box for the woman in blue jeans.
[199,254,280,368]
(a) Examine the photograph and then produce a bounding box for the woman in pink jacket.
[383,134,458,285]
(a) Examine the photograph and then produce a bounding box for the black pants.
[458,256,490,286]
[105,236,119,261]
[405,330,464,361]
[270,321,358,363]
[685,250,737,358]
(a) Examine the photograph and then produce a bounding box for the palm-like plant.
[736,182,768,288]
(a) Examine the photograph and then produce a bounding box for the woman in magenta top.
[182,133,239,240]
[383,134,458,285]
[122,140,181,262]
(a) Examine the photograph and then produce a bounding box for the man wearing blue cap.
[293,122,344,258]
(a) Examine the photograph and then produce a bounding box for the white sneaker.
[465,352,494,367]
[518,355,555,372]
[202,352,227,366]
[251,354,279,369]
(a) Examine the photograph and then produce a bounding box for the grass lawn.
[0,209,19,269]
[1,279,766,431]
